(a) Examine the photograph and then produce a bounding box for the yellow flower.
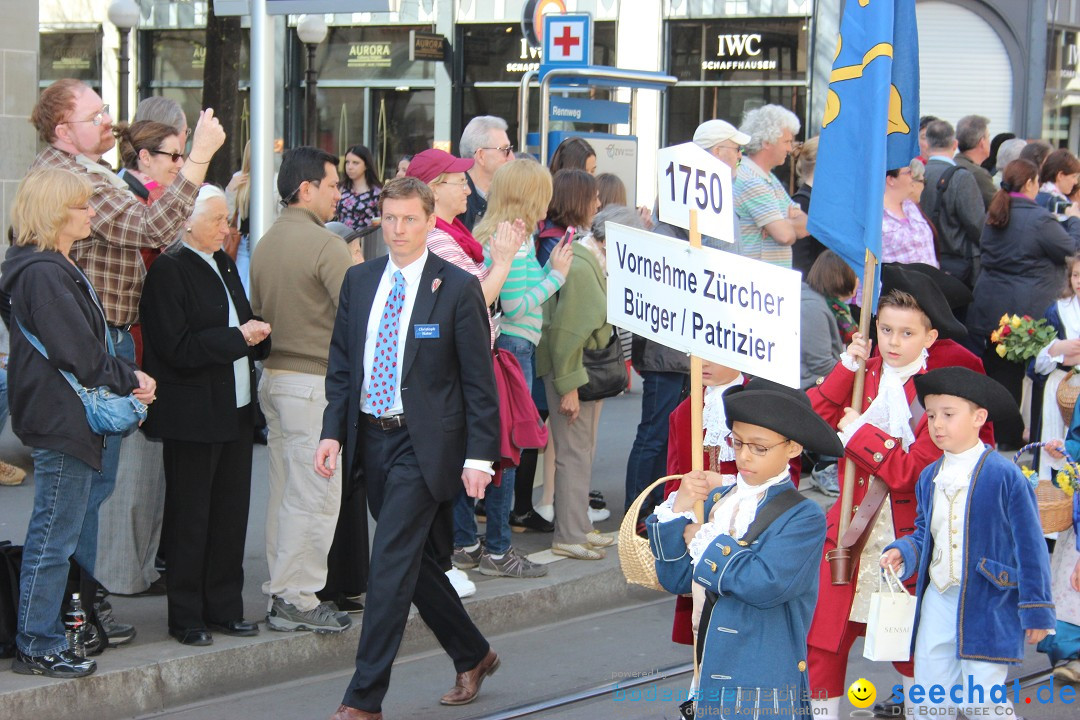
[1021,466,1036,479]
[1057,471,1070,488]
[1000,314,1011,326]
[996,343,1008,358]
[990,330,1001,343]
[1011,314,1022,328]
[1063,481,1076,497]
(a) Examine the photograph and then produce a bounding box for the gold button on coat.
[798,661,807,672]
[713,493,722,503]
[873,452,884,462]
[722,545,731,556]
[884,439,896,449]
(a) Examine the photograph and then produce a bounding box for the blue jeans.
[451,337,535,556]
[90,328,136,557]
[235,234,252,297]
[624,371,688,512]
[17,448,106,655]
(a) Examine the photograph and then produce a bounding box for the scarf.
[1041,181,1068,201]
[828,296,857,344]
[852,350,927,451]
[933,442,985,496]
[579,231,606,274]
[435,216,484,264]
[702,376,744,457]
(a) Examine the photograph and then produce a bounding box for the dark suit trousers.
[161,404,253,631]
[343,422,489,712]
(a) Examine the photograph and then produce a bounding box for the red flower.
[1001,325,1012,337]
[1028,328,1035,335]
[1022,315,1033,322]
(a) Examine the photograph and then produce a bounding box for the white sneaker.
[446,567,476,599]
[535,503,554,522]
[587,506,610,523]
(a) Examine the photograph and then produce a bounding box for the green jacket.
[535,243,612,396]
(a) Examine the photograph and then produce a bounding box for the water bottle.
[63,592,88,658]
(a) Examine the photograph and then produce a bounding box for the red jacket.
[492,348,547,486]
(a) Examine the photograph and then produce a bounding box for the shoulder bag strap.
[15,318,88,398]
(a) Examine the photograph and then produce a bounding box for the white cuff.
[464,459,495,476]
[653,492,698,523]
[838,415,871,448]
[840,352,860,372]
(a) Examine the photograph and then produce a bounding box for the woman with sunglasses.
[117,121,186,208]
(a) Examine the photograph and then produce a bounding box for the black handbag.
[578,329,627,402]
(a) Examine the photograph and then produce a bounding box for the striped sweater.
[489,242,566,346]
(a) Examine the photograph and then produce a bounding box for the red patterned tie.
[368,271,406,417]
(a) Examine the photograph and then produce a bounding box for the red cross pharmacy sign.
[539,13,593,81]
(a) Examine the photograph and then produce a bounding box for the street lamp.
[107,0,141,123]
[297,15,328,147]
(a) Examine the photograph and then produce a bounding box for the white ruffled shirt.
[838,349,928,450]
[928,441,984,591]
[702,375,744,460]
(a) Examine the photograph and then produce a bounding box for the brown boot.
[439,648,500,705]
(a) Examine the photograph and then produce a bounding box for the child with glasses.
[647,378,838,718]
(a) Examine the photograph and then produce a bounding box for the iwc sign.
[702,33,778,71]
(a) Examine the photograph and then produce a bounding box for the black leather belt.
[365,413,406,430]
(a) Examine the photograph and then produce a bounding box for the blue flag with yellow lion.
[808,0,919,308]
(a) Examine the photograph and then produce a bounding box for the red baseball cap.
[406,149,474,184]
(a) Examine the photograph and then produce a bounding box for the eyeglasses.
[724,433,790,457]
[437,179,470,187]
[64,104,110,127]
[479,145,513,157]
[715,143,743,154]
[148,149,185,163]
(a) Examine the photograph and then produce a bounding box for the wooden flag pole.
[688,210,704,692]
[829,248,877,585]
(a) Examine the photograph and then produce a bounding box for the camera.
[1049,197,1072,216]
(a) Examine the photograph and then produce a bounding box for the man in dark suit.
[316,177,501,720]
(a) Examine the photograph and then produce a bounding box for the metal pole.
[518,69,536,152]
[117,29,130,122]
[250,0,275,246]
[305,43,317,147]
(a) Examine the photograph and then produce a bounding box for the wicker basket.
[618,475,682,592]
[1056,368,1080,424]
[1011,443,1076,534]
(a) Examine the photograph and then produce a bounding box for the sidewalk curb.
[2,564,646,719]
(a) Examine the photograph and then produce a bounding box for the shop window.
[314,26,434,82]
[40,31,102,90]
[668,18,808,83]
[459,22,617,84]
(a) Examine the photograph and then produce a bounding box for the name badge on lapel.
[414,323,440,339]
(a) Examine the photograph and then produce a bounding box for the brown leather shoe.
[439,649,500,705]
[329,705,382,720]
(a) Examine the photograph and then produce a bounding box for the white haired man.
[457,115,512,230]
[733,104,809,267]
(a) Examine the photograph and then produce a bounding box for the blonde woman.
[475,160,573,533]
[225,140,252,292]
[3,168,154,678]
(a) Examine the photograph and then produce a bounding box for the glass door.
[371,88,435,182]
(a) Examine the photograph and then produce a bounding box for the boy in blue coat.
[881,367,1055,717]
[647,379,842,717]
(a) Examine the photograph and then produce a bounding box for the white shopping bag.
[863,567,917,662]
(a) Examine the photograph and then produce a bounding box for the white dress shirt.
[184,243,250,408]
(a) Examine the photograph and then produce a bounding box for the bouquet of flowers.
[990,314,1057,363]
[1019,463,1079,497]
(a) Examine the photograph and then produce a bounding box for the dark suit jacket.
[321,252,499,503]
[139,246,270,443]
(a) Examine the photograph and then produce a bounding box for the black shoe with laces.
[12,649,96,678]
[589,490,607,510]
[509,510,554,533]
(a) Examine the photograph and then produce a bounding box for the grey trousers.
[94,431,166,594]
[544,375,600,546]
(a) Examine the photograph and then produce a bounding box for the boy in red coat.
[806,266,967,719]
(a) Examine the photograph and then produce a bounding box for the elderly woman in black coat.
[139,185,271,646]
[970,159,1080,445]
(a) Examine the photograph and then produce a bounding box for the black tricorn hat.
[915,367,1021,428]
[723,378,844,457]
[896,262,973,310]
[879,264,967,339]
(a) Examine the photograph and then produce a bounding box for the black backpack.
[0,541,23,659]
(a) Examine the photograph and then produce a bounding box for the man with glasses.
[26,78,225,646]
[457,116,513,231]
[249,147,355,634]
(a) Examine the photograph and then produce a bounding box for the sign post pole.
[688,208,704,697]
